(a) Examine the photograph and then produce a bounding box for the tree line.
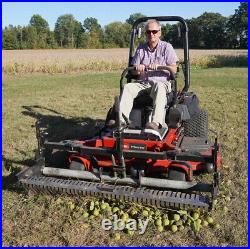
[2,2,247,50]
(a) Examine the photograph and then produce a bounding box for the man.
[108,19,178,131]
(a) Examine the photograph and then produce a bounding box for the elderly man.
[108,19,178,132]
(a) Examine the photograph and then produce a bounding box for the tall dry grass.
[2,48,248,75]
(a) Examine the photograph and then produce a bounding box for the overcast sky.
[2,2,241,29]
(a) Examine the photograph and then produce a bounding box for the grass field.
[2,67,248,246]
[2,49,248,74]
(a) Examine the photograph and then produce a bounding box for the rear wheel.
[183,109,208,138]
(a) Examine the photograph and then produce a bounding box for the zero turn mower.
[17,16,221,210]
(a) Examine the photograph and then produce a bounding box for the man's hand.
[148,64,159,70]
[149,64,177,74]
[135,64,146,74]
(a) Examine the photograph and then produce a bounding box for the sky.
[2,2,241,29]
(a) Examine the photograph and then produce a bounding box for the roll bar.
[128,16,190,92]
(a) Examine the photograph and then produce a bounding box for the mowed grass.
[2,68,248,246]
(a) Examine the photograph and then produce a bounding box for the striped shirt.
[131,40,178,82]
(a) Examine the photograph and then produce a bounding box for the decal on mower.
[128,143,147,151]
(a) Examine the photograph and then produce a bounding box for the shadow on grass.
[22,105,106,141]
[2,104,107,191]
[2,155,24,192]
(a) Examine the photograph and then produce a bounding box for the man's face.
[146,22,161,45]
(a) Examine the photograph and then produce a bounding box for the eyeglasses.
[146,30,160,35]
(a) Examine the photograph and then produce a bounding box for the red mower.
[17,16,221,210]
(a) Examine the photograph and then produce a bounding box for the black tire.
[183,109,208,138]
[69,160,85,171]
[168,168,186,181]
[47,150,69,168]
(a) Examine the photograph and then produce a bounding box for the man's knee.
[154,82,167,90]
[151,83,168,97]
[123,83,142,97]
[123,83,134,91]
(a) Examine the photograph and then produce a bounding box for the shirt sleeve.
[165,43,179,65]
[131,45,143,65]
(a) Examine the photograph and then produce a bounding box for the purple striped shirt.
[131,40,178,82]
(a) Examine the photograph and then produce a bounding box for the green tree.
[22,26,38,49]
[46,31,57,48]
[126,13,146,25]
[29,14,49,48]
[227,2,248,48]
[196,12,228,49]
[54,14,79,48]
[161,24,173,42]
[73,21,86,48]
[2,25,19,49]
[83,17,101,32]
[83,17,103,48]
[104,22,131,48]
[30,14,49,34]
[186,18,203,48]
[16,25,24,49]
[166,23,183,48]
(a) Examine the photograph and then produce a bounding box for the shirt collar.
[147,39,162,52]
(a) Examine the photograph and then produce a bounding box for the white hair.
[145,19,161,31]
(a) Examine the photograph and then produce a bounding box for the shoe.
[145,122,161,132]
[106,119,116,128]
[106,119,128,129]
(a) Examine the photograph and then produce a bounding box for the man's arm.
[165,43,179,74]
[165,63,177,74]
[148,63,177,74]
[131,44,148,75]
[132,63,177,75]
